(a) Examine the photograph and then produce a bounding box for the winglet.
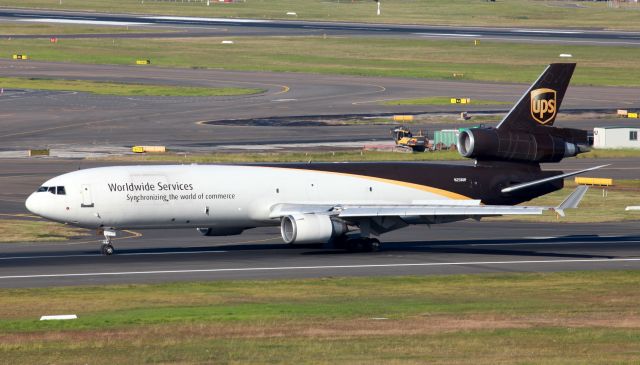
[552,185,589,217]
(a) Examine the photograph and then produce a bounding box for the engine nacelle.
[197,227,245,236]
[280,214,348,244]
[457,127,588,163]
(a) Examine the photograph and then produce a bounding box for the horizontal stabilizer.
[501,165,608,194]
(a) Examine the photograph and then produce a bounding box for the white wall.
[593,128,640,149]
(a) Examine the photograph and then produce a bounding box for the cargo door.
[81,184,94,208]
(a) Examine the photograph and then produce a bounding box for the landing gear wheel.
[368,238,381,252]
[100,229,117,256]
[346,239,365,252]
[101,244,114,256]
[346,238,382,252]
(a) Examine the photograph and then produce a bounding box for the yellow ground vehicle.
[390,126,427,152]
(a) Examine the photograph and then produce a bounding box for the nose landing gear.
[100,229,116,256]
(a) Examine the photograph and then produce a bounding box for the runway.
[0,221,639,288]
[2,8,640,46]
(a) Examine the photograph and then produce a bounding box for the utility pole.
[376,0,381,16]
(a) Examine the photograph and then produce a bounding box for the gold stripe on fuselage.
[252,165,472,201]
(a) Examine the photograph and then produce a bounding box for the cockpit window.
[36,186,66,194]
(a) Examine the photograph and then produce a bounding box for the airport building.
[593,127,640,149]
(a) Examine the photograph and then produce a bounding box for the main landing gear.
[333,236,381,252]
[347,237,381,252]
[100,229,116,256]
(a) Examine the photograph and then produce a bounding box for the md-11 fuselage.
[25,63,596,254]
[25,162,562,231]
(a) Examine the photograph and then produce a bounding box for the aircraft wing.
[270,202,544,219]
[270,186,589,219]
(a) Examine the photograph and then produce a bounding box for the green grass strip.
[3,36,640,87]
[0,219,88,243]
[0,77,264,97]
[1,271,639,329]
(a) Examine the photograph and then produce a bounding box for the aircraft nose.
[25,193,40,215]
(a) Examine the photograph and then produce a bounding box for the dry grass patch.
[4,313,640,345]
[0,219,89,243]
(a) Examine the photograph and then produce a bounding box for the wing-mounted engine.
[457,126,589,163]
[280,214,348,244]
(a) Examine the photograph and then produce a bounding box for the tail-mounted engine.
[457,126,589,163]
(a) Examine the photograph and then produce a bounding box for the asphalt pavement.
[2,8,640,46]
[0,220,638,288]
[1,60,639,154]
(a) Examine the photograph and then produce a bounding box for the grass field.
[1,271,640,363]
[0,219,88,242]
[2,35,638,87]
[0,76,263,96]
[578,148,640,159]
[498,179,640,223]
[4,0,640,30]
[0,22,174,35]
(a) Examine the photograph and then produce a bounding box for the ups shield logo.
[530,88,557,125]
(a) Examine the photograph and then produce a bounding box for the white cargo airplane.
[26,64,599,255]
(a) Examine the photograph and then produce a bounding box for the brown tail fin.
[496,63,575,132]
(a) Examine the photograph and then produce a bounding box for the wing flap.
[269,186,588,219]
[270,202,545,219]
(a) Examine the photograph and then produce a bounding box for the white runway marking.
[144,16,271,23]
[342,27,390,31]
[512,29,583,34]
[2,258,640,280]
[413,33,480,37]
